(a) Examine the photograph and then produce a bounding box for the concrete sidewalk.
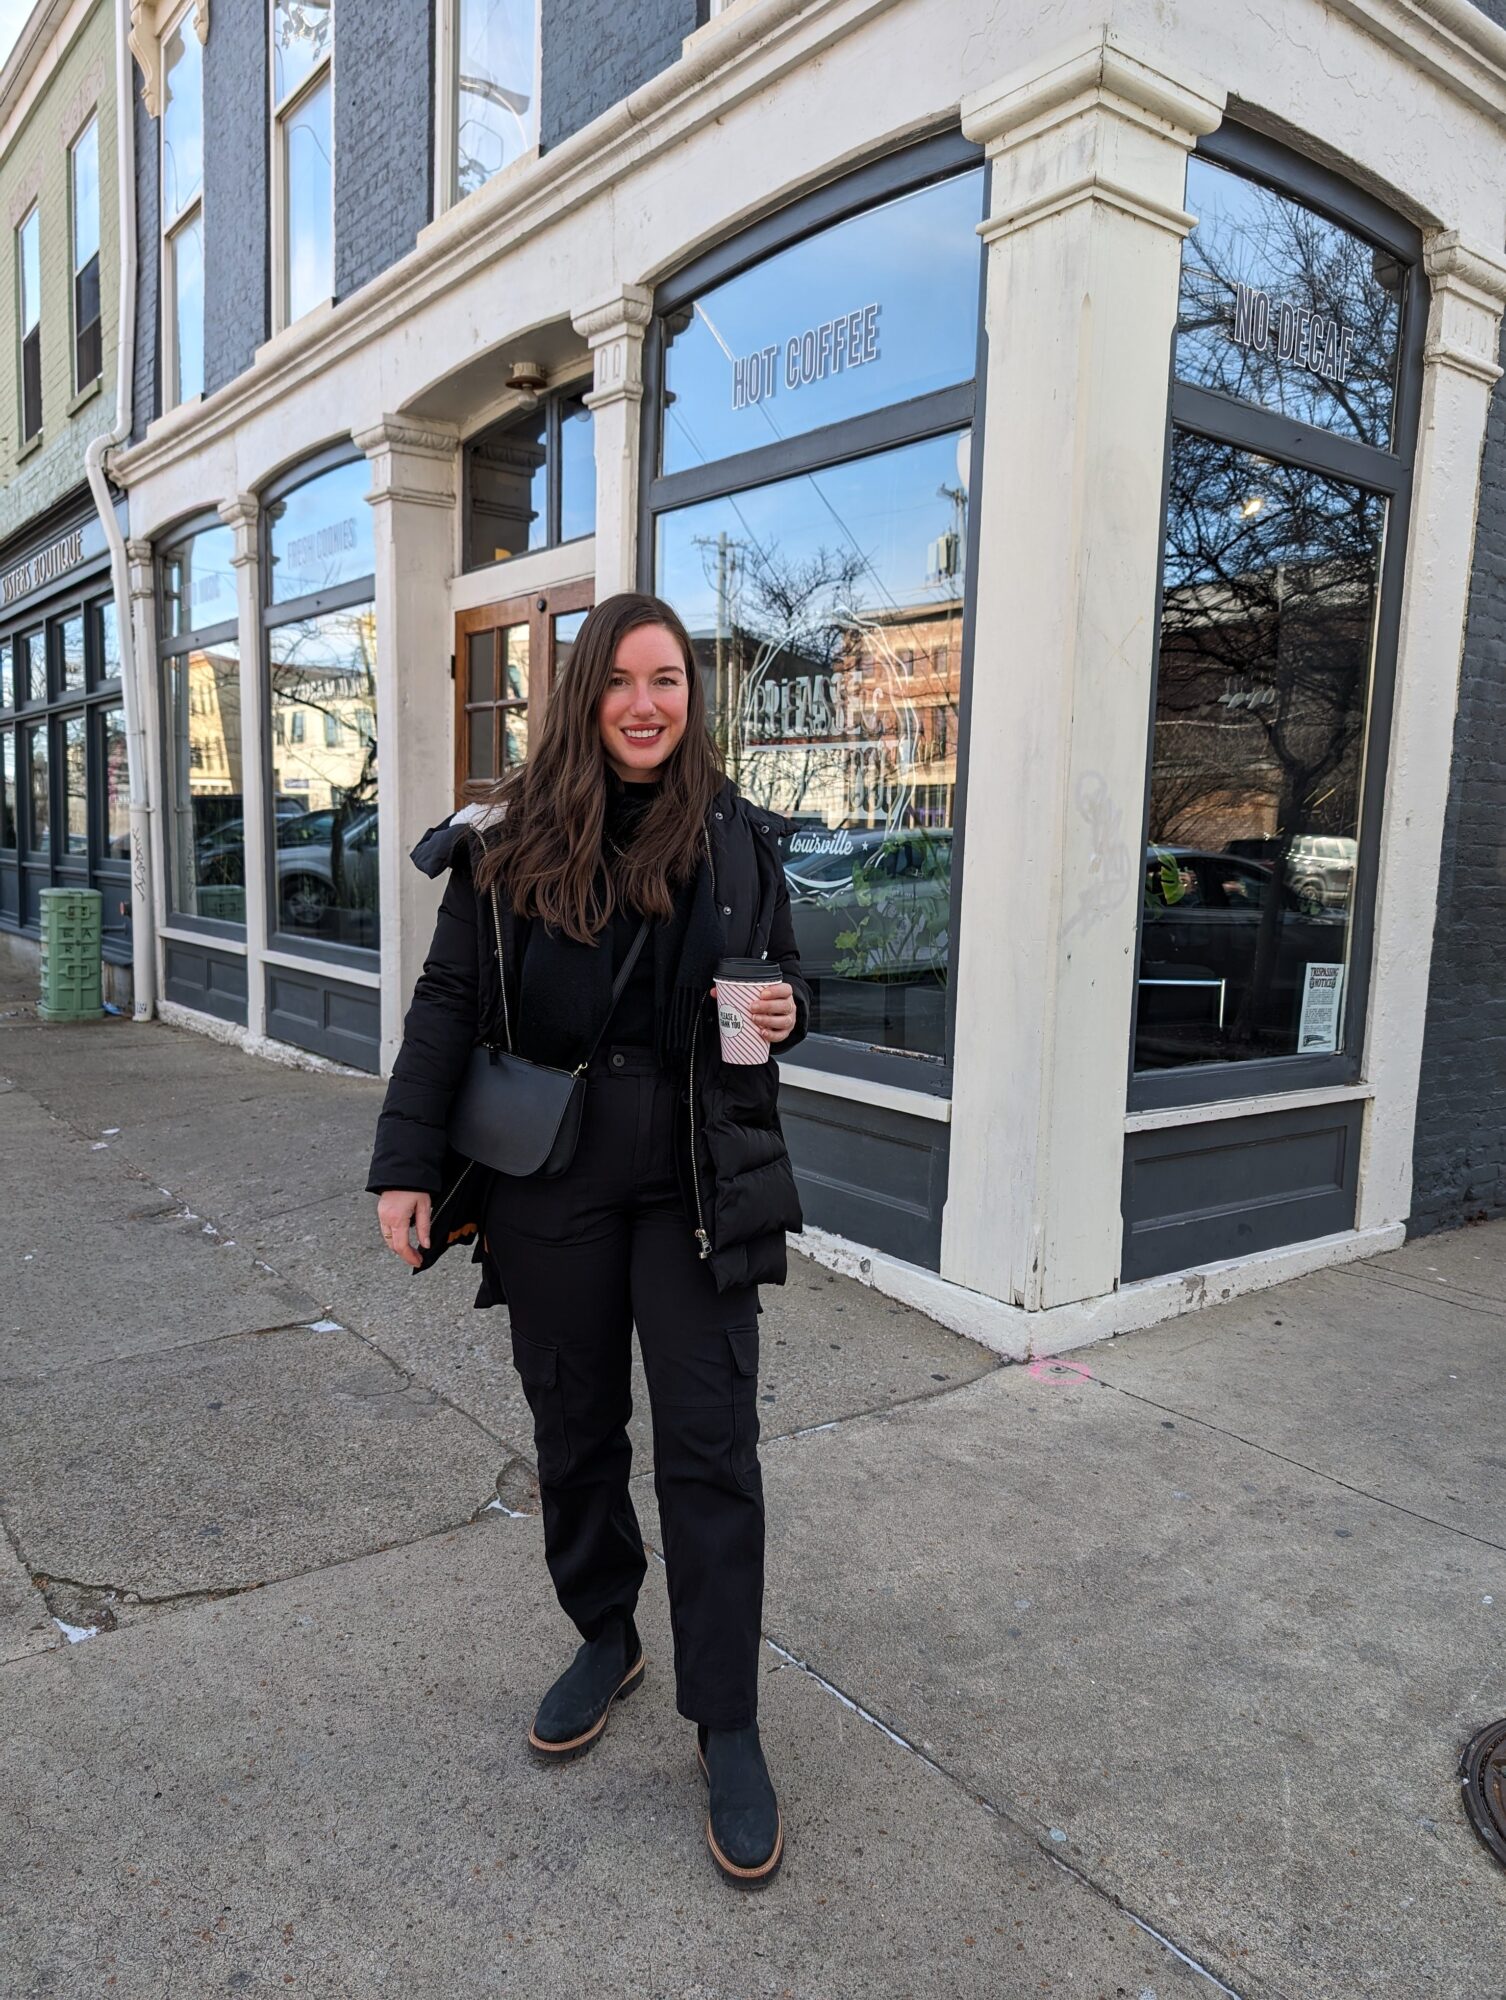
[1,962,1502,1998]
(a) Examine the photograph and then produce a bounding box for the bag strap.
[487,882,649,1068]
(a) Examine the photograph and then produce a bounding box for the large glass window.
[661,169,984,476]
[463,387,594,571]
[451,0,537,203]
[0,642,12,710]
[160,522,245,927]
[263,457,378,951]
[652,149,982,1065]
[1133,139,1420,1094]
[25,722,48,849]
[161,12,205,403]
[1,732,15,848]
[272,0,333,329]
[60,713,87,856]
[100,706,128,859]
[71,116,102,391]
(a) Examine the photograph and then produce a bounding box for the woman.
[367,591,808,1889]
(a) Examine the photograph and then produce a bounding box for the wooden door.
[453,577,594,807]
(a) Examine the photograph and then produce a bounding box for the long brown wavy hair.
[473,592,724,942]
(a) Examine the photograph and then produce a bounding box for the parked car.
[780,826,952,981]
[1285,834,1357,914]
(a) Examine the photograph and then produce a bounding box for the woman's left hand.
[724,979,797,1044]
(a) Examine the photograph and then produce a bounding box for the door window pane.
[267,460,375,603]
[171,211,205,402]
[284,73,333,323]
[661,168,984,476]
[1177,156,1404,451]
[161,524,237,638]
[60,614,85,692]
[25,722,49,848]
[268,604,379,947]
[1,731,14,848]
[553,607,587,677]
[166,644,244,921]
[558,395,595,542]
[61,713,87,855]
[1135,431,1385,1071]
[101,706,128,858]
[658,430,967,1059]
[455,0,537,199]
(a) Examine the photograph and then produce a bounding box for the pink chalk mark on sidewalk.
[1025,1356,1095,1385]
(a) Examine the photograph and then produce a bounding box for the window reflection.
[61,714,86,855]
[1,732,14,847]
[162,525,237,638]
[1177,157,1403,449]
[268,605,379,947]
[661,169,984,476]
[166,643,245,921]
[659,432,967,1058]
[1136,432,1385,1070]
[267,460,375,604]
[101,706,128,859]
[455,0,537,199]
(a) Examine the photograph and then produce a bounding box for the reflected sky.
[268,461,374,604]
[662,169,983,475]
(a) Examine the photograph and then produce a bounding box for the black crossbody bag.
[446,882,650,1179]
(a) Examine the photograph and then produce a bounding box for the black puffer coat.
[366,777,809,1302]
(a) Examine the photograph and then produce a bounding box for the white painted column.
[572,284,654,598]
[355,417,460,1074]
[941,31,1223,1312]
[217,493,267,1037]
[124,536,167,1006]
[1357,235,1506,1231]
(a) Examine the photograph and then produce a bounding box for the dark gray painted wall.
[540,0,699,150]
[1411,322,1506,1232]
[131,71,158,443]
[203,0,269,395]
[1469,0,1506,26]
[334,3,434,298]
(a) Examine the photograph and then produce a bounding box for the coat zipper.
[429,1157,476,1230]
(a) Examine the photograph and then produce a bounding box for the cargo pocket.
[510,1332,571,1484]
[726,1323,761,1495]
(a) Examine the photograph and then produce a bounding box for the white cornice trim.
[1324,0,1506,121]
[1,0,89,152]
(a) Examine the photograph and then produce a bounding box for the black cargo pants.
[483,1044,765,1730]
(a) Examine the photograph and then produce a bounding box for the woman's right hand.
[377,1190,432,1269]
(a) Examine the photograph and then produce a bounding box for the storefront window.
[659,431,967,1059]
[1,732,14,848]
[1177,157,1403,451]
[60,713,87,855]
[661,168,983,476]
[1,642,11,709]
[162,524,236,639]
[20,631,43,703]
[26,722,48,847]
[100,706,128,859]
[1133,139,1420,1092]
[268,606,379,946]
[266,459,374,605]
[95,597,120,681]
[60,614,85,693]
[165,644,245,921]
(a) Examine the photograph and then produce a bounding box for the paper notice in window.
[1298,961,1344,1053]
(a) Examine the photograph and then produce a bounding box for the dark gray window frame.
[639,125,988,1096]
[1127,121,1425,1116]
[259,444,379,974]
[156,506,244,943]
[462,379,595,572]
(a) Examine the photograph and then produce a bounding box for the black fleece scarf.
[512,784,723,1074]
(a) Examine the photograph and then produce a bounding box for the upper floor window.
[161,10,205,403]
[271,0,333,328]
[17,206,41,444]
[462,384,594,570]
[448,0,538,205]
[70,117,102,392]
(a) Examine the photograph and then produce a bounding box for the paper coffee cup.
[714,957,778,1065]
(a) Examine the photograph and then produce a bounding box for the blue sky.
[1,0,35,72]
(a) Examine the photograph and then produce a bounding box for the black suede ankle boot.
[696,1722,784,1885]
[527,1613,643,1761]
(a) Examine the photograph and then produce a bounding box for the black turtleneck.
[603,772,659,1047]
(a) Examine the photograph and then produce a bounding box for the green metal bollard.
[38,888,104,1023]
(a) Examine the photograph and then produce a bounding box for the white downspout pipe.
[83,0,152,1020]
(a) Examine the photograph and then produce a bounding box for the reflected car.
[1285,834,1357,915]
[1139,845,1346,1063]
[275,808,379,936]
[780,826,952,981]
